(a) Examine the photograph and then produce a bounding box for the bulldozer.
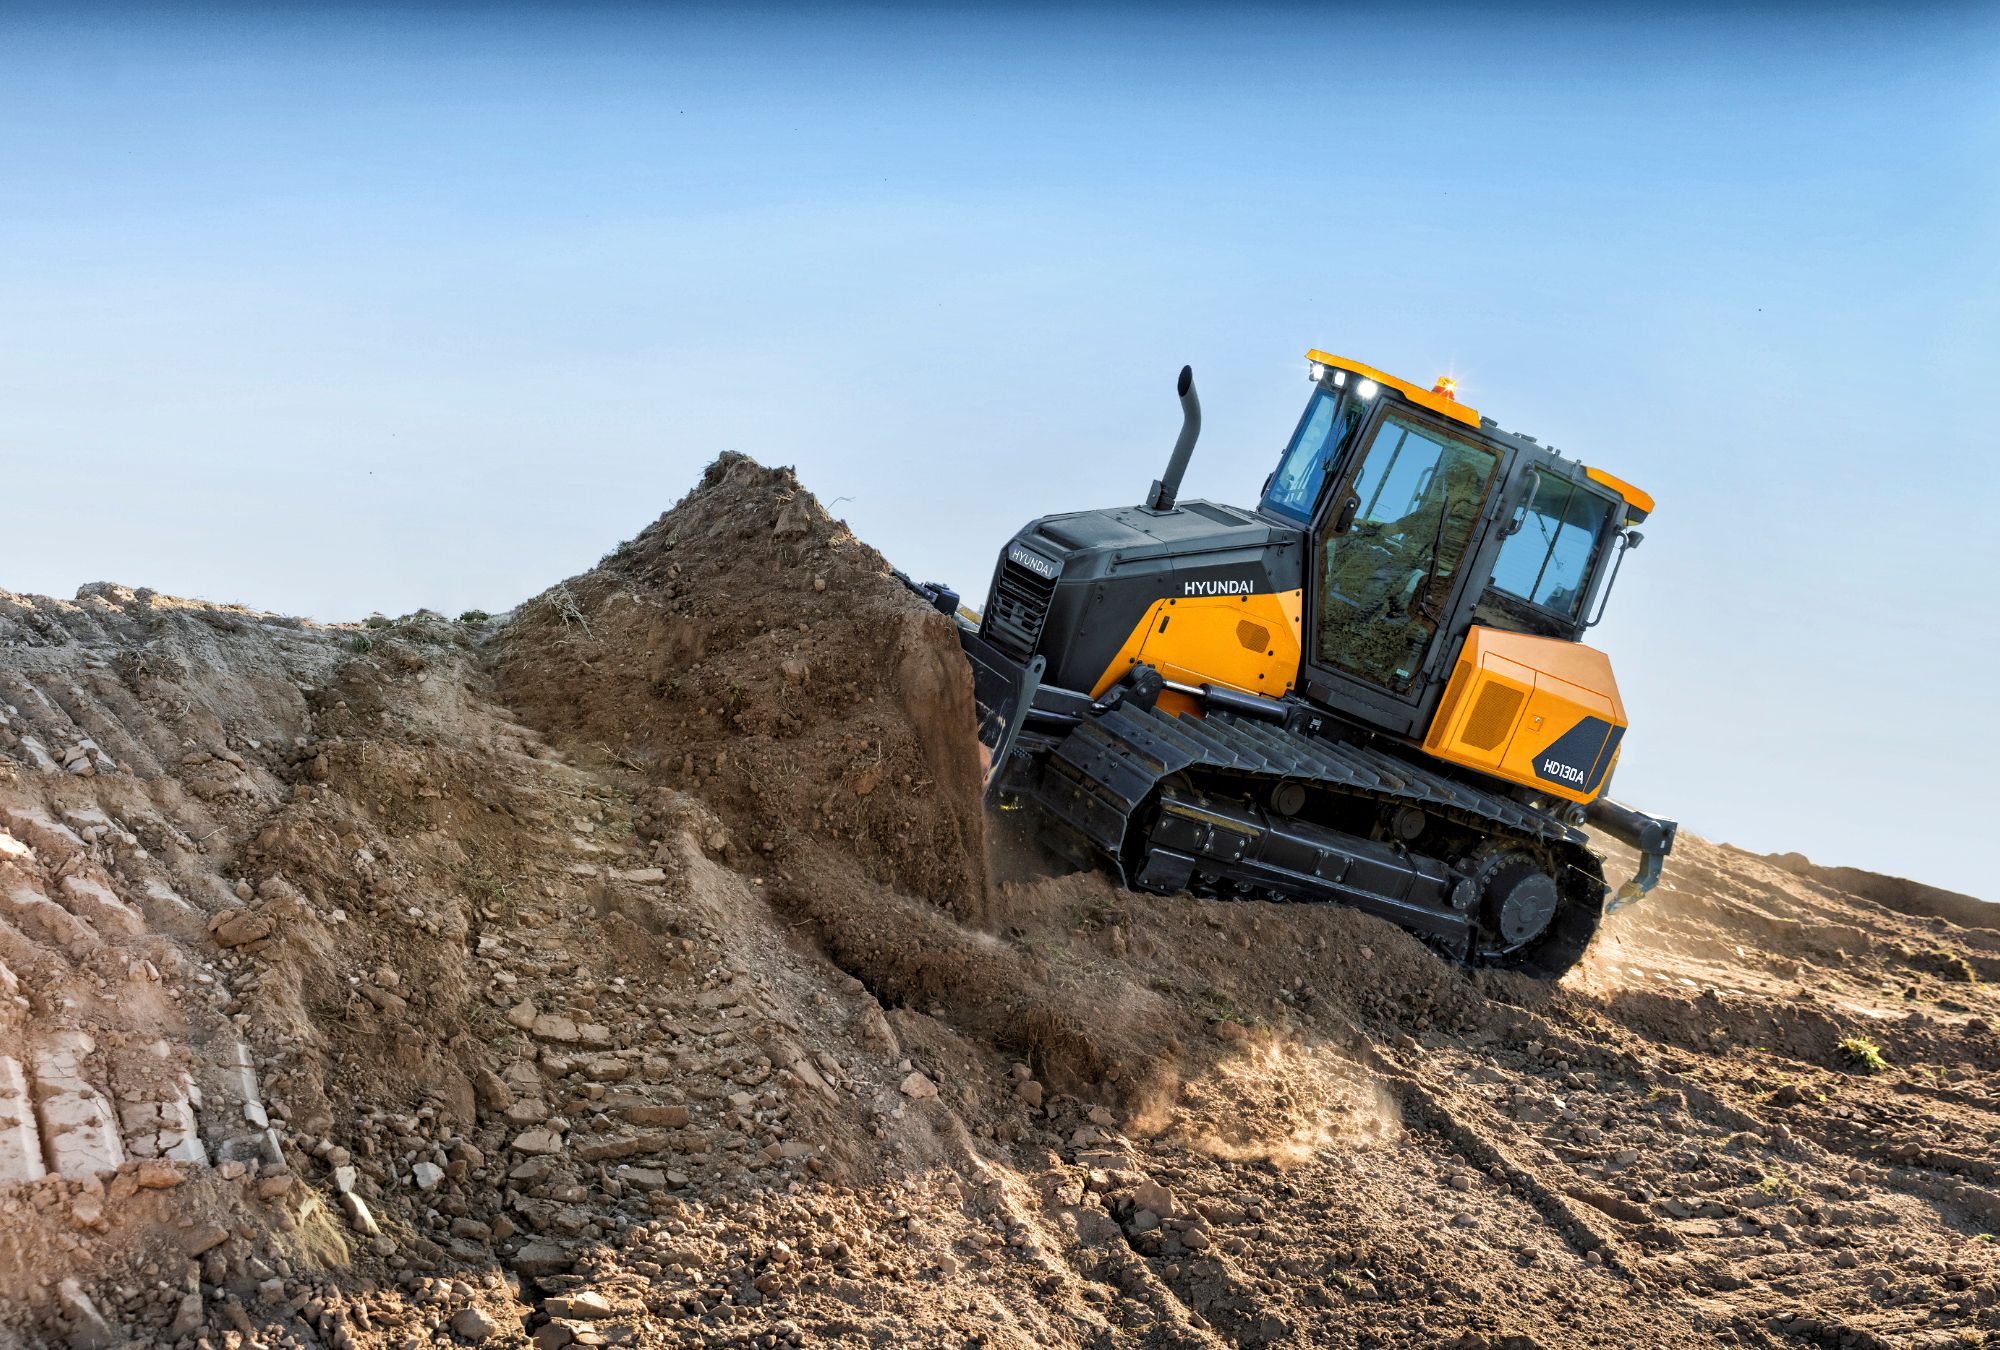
[905,350,1676,978]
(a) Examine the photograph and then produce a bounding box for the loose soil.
[2,455,1994,1350]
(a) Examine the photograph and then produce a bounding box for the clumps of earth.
[1,452,1996,1350]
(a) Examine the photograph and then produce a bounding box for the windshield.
[1316,416,1500,690]
[1489,472,1616,617]
[1262,387,1366,522]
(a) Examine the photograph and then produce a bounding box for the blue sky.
[3,4,1996,896]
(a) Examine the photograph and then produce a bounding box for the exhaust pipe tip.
[1176,364,1193,398]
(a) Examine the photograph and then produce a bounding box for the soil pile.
[494,452,987,919]
[493,456,1188,1097]
[1,456,1996,1350]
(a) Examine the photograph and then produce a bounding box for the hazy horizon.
[4,4,1996,899]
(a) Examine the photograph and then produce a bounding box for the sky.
[3,3,1997,897]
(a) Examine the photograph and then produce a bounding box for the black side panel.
[1528,716,1623,794]
[977,499,1305,698]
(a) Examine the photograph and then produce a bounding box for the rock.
[56,1278,115,1350]
[471,1067,514,1114]
[1130,1208,1161,1233]
[511,1239,573,1276]
[184,1224,230,1255]
[1087,1106,1117,1127]
[504,1099,551,1126]
[69,1190,104,1228]
[413,1161,445,1190]
[548,1290,615,1319]
[900,1071,938,1100]
[1016,1080,1044,1109]
[332,1164,359,1194]
[134,1161,184,1189]
[362,985,408,1015]
[341,1192,381,1236]
[621,1103,690,1128]
[533,1326,575,1350]
[452,1307,501,1342]
[511,1128,564,1156]
[169,1292,205,1337]
[1132,1180,1176,1218]
[573,1130,673,1163]
[505,999,540,1031]
[531,1013,580,1043]
[1181,1226,1211,1251]
[208,907,274,949]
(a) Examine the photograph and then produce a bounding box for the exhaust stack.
[1146,365,1201,512]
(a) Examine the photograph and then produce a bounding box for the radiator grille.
[1462,683,1526,752]
[1235,620,1271,652]
[983,557,1058,661]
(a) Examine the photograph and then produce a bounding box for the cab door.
[1304,410,1503,730]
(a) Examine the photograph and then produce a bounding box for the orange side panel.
[1422,626,1627,804]
[1091,589,1304,706]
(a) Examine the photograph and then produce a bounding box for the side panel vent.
[1462,684,1526,752]
[1235,620,1271,653]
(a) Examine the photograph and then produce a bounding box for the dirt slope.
[1,458,1995,1350]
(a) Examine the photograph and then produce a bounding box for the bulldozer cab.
[1261,354,1643,740]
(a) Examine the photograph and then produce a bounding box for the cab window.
[1262,388,1364,522]
[1490,473,1615,617]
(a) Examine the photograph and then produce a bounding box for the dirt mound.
[493,455,1203,1098]
[4,457,1998,1350]
[495,452,987,919]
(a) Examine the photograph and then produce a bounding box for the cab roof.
[1306,348,1654,524]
